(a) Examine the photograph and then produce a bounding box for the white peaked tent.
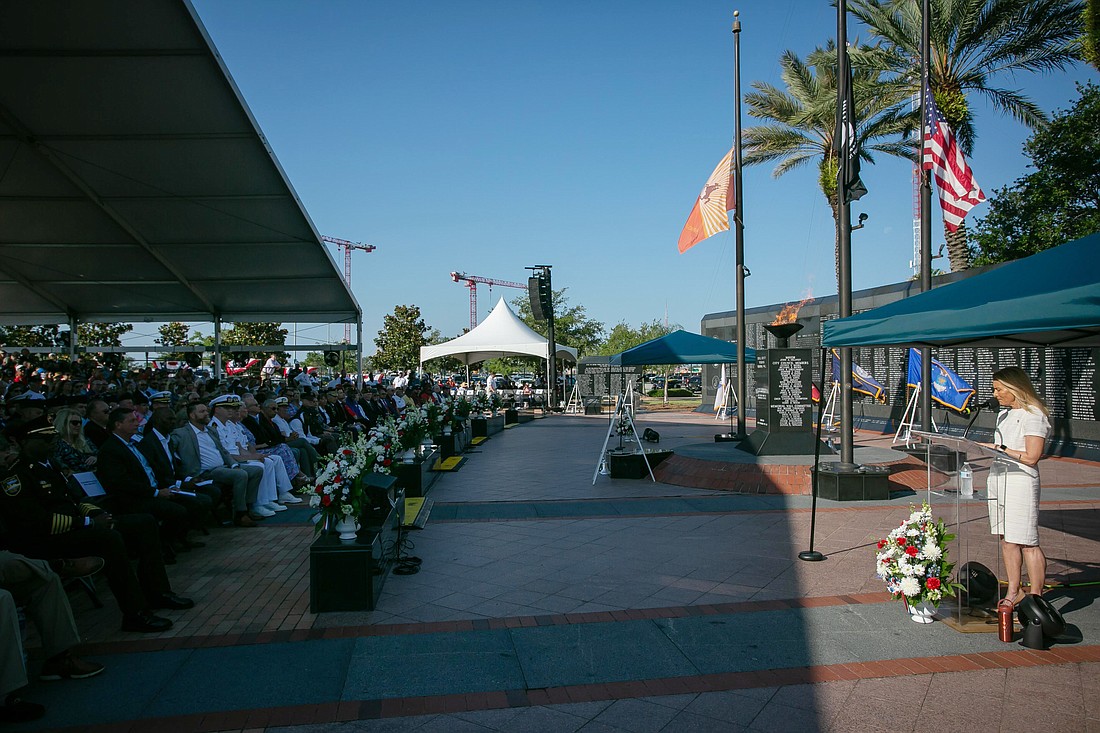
[420,297,578,366]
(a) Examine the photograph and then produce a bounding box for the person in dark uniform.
[0,418,192,633]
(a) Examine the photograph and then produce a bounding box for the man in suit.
[95,408,192,553]
[170,401,263,527]
[0,418,191,633]
[137,406,214,532]
[81,399,111,449]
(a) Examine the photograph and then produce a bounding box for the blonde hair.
[52,407,93,452]
[992,366,1050,417]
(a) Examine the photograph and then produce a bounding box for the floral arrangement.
[453,396,472,421]
[422,400,446,437]
[310,436,371,531]
[874,503,960,607]
[488,393,503,412]
[469,392,490,414]
[365,420,401,472]
[394,407,430,451]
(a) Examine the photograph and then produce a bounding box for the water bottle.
[959,462,974,497]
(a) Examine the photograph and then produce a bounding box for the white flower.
[341,504,354,515]
[921,544,942,561]
[899,577,921,597]
[309,495,321,508]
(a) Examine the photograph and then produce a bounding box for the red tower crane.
[322,236,376,342]
[450,271,526,329]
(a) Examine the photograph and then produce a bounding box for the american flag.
[922,81,985,231]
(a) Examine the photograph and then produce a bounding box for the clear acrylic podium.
[910,431,1027,632]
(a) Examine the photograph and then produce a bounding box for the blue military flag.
[831,349,886,403]
[906,348,975,413]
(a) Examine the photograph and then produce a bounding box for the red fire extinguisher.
[998,602,1014,642]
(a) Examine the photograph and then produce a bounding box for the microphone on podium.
[963,396,1000,439]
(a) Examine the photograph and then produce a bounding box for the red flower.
[321,495,331,507]
[382,458,392,467]
[334,474,343,483]
[315,486,324,494]
[877,540,887,550]
[881,557,890,564]
[927,577,941,590]
[342,449,353,456]
[905,545,919,557]
[896,537,907,546]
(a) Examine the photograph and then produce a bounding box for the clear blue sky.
[153,0,1092,356]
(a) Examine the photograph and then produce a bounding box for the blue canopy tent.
[609,329,757,365]
[823,234,1100,349]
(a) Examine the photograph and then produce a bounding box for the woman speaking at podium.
[984,366,1051,608]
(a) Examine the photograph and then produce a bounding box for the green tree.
[77,322,133,347]
[1085,0,1100,69]
[742,43,917,289]
[421,328,466,376]
[0,325,61,349]
[373,305,429,373]
[970,82,1100,262]
[221,322,289,361]
[155,322,194,360]
[509,287,605,357]
[850,0,1086,270]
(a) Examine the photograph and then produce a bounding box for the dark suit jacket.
[242,414,283,446]
[95,434,160,510]
[83,421,111,449]
[137,429,182,487]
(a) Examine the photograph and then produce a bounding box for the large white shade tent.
[419,298,577,367]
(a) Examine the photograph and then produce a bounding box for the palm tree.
[743,43,917,290]
[849,0,1085,270]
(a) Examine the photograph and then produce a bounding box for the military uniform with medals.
[0,456,168,618]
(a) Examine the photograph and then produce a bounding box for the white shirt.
[290,416,319,445]
[393,374,408,389]
[272,414,293,438]
[190,423,224,472]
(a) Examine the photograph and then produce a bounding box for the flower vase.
[442,424,452,436]
[905,600,936,624]
[400,448,417,464]
[333,515,359,541]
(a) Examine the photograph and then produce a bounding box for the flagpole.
[732,10,748,440]
[919,0,933,432]
[837,0,855,467]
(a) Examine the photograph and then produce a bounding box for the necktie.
[127,440,158,489]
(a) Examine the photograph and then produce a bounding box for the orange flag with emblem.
[678,148,735,253]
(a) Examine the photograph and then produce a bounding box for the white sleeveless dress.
[987,405,1049,546]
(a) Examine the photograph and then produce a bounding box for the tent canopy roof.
[0,0,360,326]
[823,234,1100,348]
[610,329,757,365]
[420,298,578,366]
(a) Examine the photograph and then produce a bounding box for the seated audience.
[0,419,192,633]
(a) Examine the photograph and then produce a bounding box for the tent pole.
[356,317,364,385]
[214,316,222,377]
[68,314,77,362]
